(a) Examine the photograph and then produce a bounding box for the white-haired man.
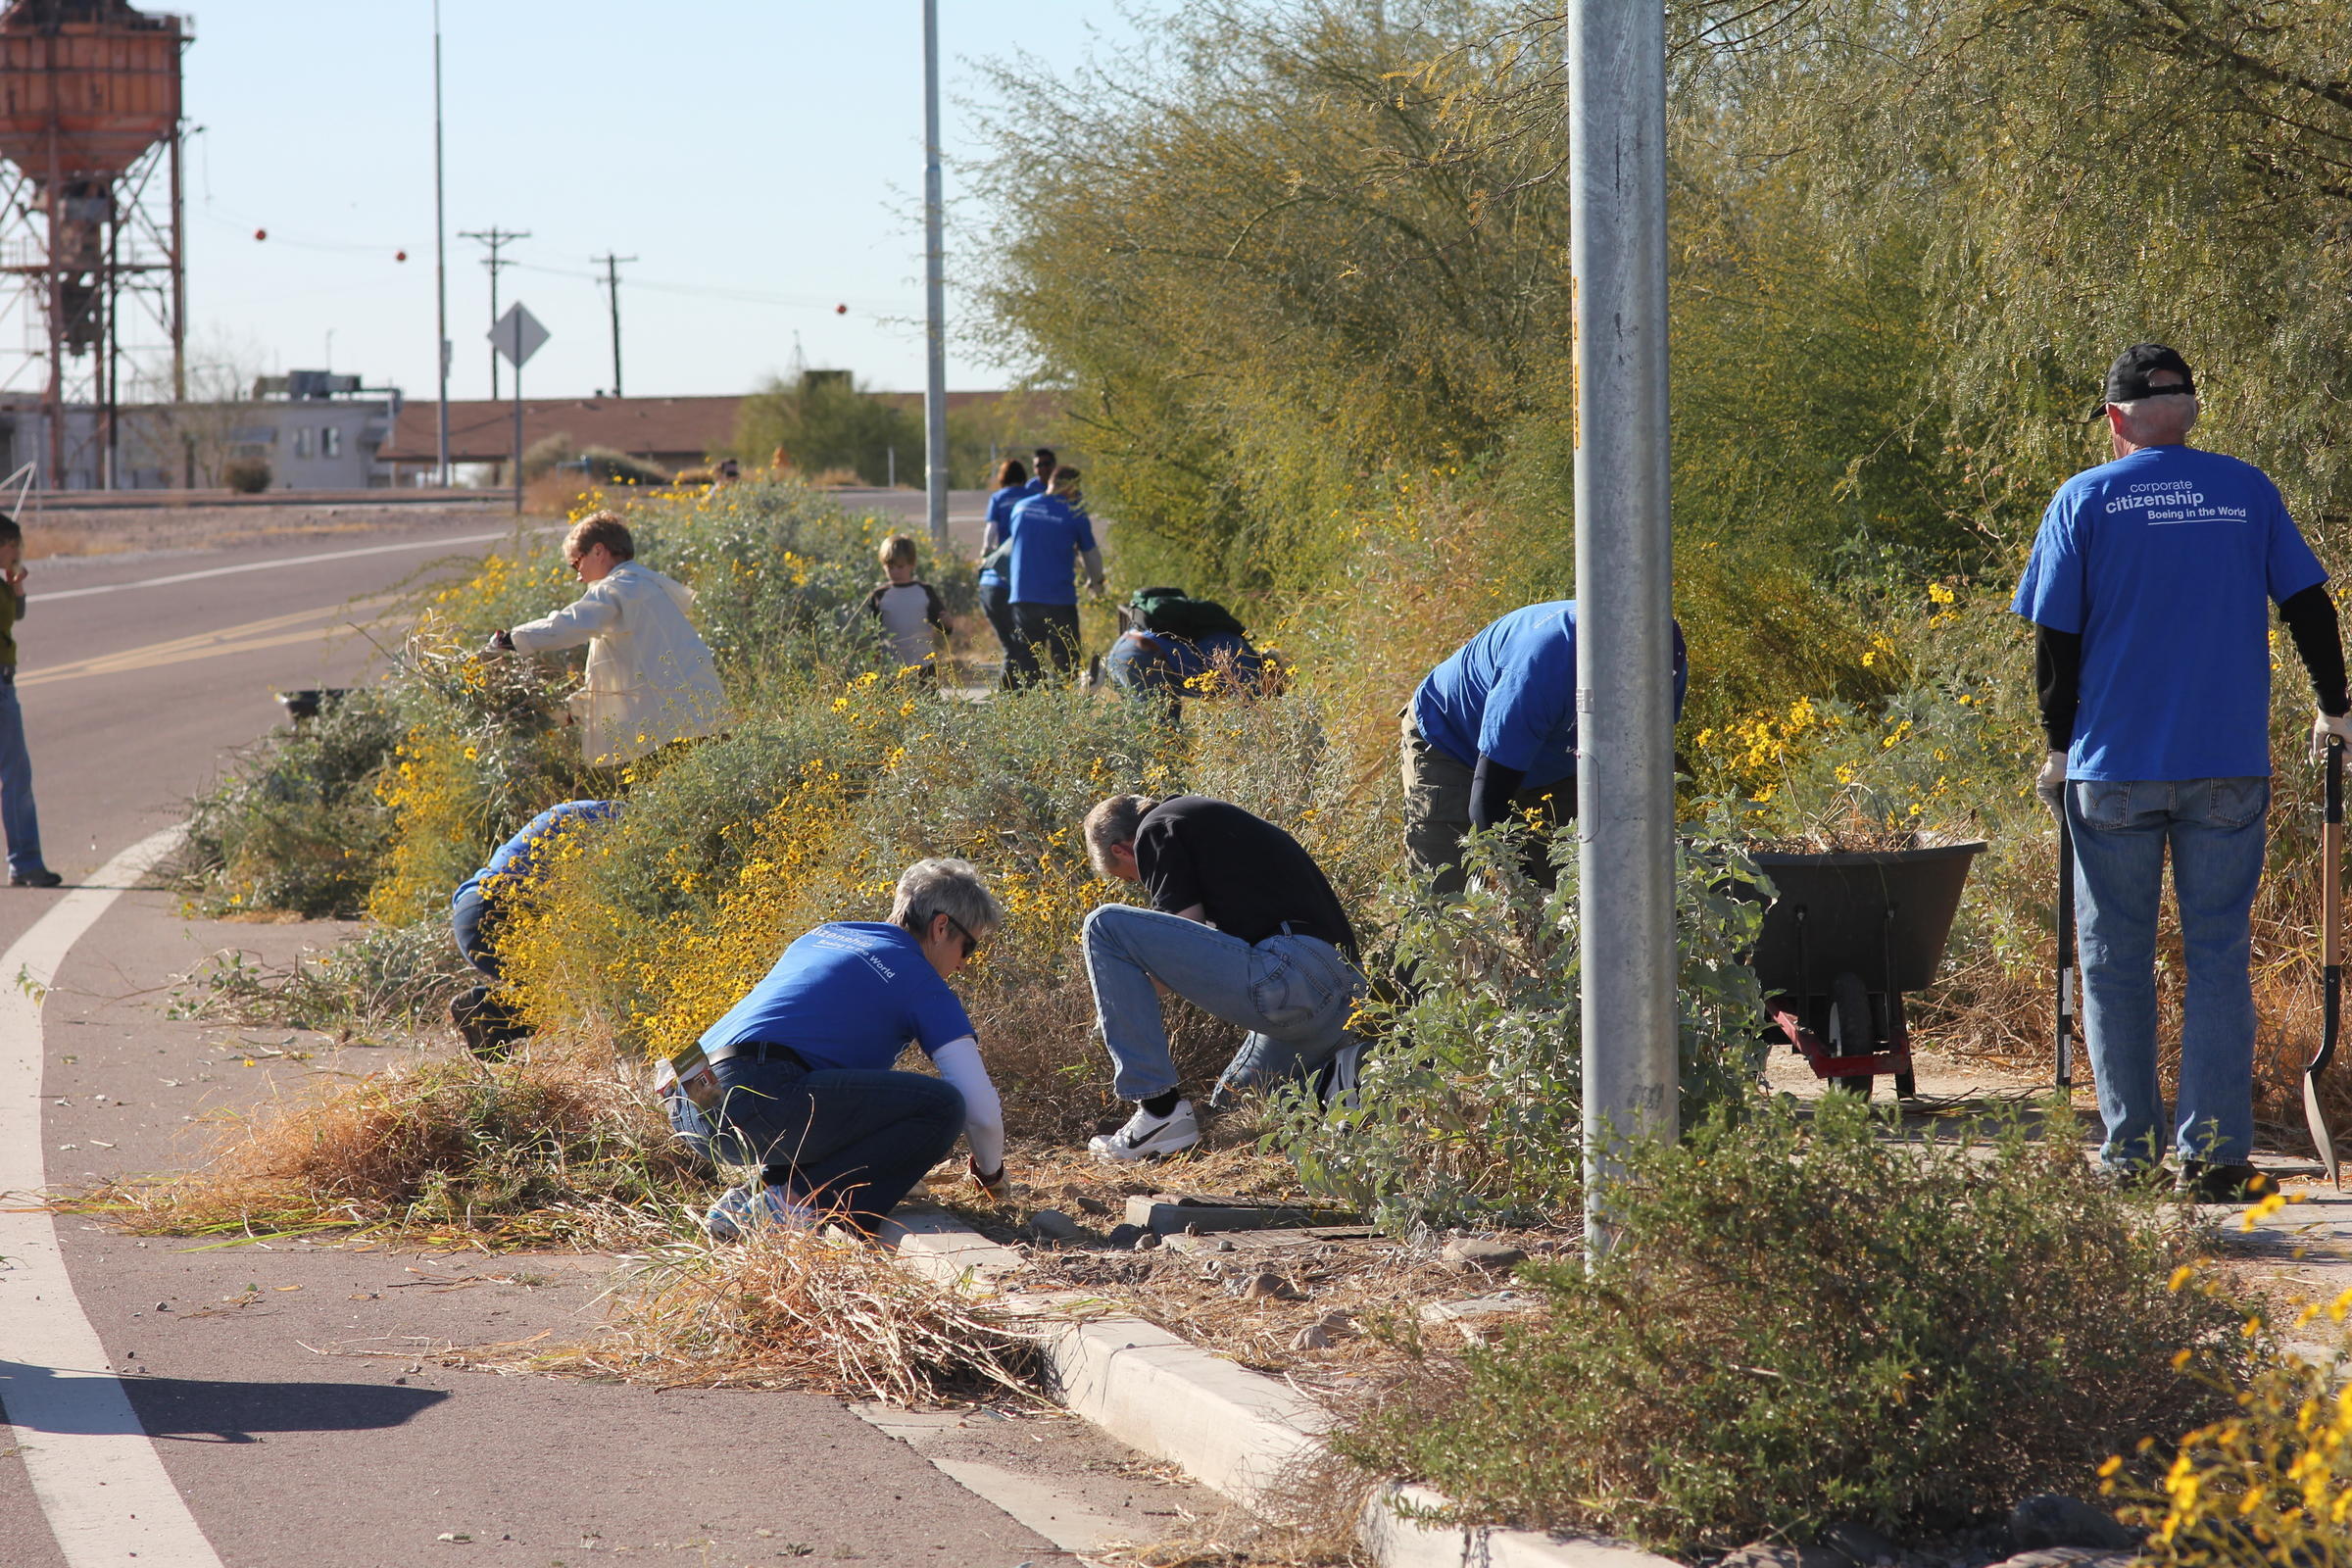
[2014,343,2348,1202]
[1078,794,1362,1161]
[660,858,1010,1237]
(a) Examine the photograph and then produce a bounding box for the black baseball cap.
[2104,343,2196,405]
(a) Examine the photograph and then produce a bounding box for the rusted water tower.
[0,0,185,488]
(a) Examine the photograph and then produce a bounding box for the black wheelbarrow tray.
[1744,841,1986,1099]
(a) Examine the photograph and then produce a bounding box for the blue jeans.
[1083,903,1362,1108]
[450,886,503,979]
[662,1053,964,1233]
[2068,776,2269,1168]
[0,670,46,878]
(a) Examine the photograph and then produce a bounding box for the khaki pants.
[1398,710,1575,896]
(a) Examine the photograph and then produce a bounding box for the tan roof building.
[376,395,743,479]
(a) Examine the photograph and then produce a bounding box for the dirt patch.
[932,1132,1567,1388]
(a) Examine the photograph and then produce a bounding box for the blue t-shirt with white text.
[1005,493,1097,606]
[2011,444,2326,781]
[697,921,974,1072]
[454,800,620,906]
[1411,602,1688,789]
[980,479,1043,589]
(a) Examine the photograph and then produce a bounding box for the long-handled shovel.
[2055,810,2077,1091]
[2308,737,2342,1188]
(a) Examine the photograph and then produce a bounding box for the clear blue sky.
[162,1,1143,403]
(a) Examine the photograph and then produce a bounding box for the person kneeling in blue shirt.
[662,858,1010,1238]
[1403,601,1688,896]
[450,800,621,1058]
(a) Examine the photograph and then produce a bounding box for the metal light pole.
[920,0,949,543]
[432,0,450,486]
[1572,0,1676,1260]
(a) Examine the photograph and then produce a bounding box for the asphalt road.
[0,511,1202,1567]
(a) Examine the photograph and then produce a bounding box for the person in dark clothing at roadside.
[449,800,620,1055]
[2015,342,2346,1203]
[1076,794,1362,1161]
[977,459,1030,673]
[0,514,58,888]
[1402,600,1688,896]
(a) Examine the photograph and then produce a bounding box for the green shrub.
[1269,824,1767,1231]
[222,456,270,494]
[174,691,402,917]
[735,373,922,488]
[2111,1274,2352,1567]
[1339,1095,2250,1552]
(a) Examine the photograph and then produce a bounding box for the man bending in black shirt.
[1079,794,1364,1161]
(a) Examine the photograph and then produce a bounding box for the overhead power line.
[459,225,529,399]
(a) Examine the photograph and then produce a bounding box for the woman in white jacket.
[487,513,727,764]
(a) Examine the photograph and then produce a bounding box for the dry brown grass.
[74,1036,699,1249]
[493,1224,1047,1405]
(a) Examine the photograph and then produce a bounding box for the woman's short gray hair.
[1082,794,1160,875]
[890,858,1004,941]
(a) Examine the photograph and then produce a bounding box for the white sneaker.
[1088,1100,1200,1163]
[702,1183,821,1240]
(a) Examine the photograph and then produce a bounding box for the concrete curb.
[878,1204,1680,1568]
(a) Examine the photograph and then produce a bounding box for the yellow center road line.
[19,595,400,688]
[40,524,553,603]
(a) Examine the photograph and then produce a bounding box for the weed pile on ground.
[172,688,403,918]
[86,1037,697,1247]
[1336,1095,2250,1553]
[169,919,475,1037]
[517,1226,1043,1405]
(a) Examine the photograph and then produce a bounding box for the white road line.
[853,1403,1141,1552]
[0,825,223,1568]
[41,525,549,602]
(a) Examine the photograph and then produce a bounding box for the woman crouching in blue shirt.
[662,858,1009,1238]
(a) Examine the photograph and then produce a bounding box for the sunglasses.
[943,913,983,960]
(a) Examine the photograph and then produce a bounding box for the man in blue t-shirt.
[660,858,1012,1237]
[1003,466,1105,686]
[2014,343,2349,1201]
[448,799,620,1056]
[1402,601,1689,895]
[978,450,1052,681]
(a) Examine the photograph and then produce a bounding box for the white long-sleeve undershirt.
[930,1036,1004,1175]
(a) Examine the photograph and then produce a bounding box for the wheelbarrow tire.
[1827,971,1875,1098]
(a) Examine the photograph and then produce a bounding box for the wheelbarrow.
[1745,841,1986,1099]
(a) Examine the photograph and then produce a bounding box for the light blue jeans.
[0,671,46,878]
[1083,903,1363,1107]
[2068,776,2268,1168]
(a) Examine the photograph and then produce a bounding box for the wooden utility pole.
[461,225,528,399]
[593,252,635,397]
